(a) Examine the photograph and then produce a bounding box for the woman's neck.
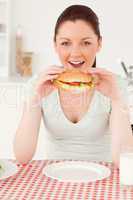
[58,88,94,98]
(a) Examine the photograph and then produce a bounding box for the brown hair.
[54,5,101,67]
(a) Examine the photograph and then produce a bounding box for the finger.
[92,74,100,84]
[37,70,63,82]
[47,69,65,75]
[39,65,65,75]
[37,74,59,85]
[45,65,65,72]
[47,66,65,71]
[41,68,65,78]
[87,68,113,76]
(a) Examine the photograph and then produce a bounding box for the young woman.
[14,5,133,166]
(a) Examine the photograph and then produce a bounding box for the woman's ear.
[97,36,102,52]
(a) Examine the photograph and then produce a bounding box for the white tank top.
[41,89,112,161]
[25,73,127,161]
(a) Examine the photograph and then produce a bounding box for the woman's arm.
[14,97,42,164]
[87,68,133,167]
[110,99,133,167]
[14,66,65,164]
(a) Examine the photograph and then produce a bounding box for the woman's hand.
[34,66,65,100]
[88,68,122,102]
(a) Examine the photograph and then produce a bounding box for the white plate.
[0,160,18,180]
[43,161,111,182]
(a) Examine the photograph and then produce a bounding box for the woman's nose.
[70,45,82,57]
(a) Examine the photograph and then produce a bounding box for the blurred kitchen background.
[0,0,133,159]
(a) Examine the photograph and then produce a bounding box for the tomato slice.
[60,80,81,86]
[69,82,80,86]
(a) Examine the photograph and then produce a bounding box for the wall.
[1,0,133,159]
[11,0,133,76]
[0,83,52,160]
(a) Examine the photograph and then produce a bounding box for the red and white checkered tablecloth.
[0,160,133,200]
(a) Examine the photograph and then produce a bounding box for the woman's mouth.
[68,61,85,68]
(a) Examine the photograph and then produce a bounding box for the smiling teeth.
[69,61,84,64]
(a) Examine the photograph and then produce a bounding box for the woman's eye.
[61,42,70,46]
[83,41,91,45]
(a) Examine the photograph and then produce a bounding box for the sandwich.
[53,70,97,91]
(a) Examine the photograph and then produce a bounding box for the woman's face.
[55,20,102,72]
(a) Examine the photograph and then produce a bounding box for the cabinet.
[0,0,10,76]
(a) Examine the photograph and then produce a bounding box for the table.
[0,160,133,200]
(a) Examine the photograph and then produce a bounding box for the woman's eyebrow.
[82,37,93,40]
[59,37,93,40]
[59,37,70,40]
